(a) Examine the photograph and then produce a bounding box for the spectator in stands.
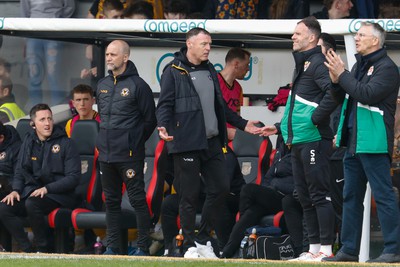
[163,0,190,19]
[21,0,75,109]
[156,27,260,258]
[123,1,155,19]
[65,84,100,138]
[0,122,21,200]
[96,40,156,256]
[378,0,400,18]
[203,0,265,19]
[221,136,293,258]
[87,0,126,18]
[323,22,400,264]
[260,17,338,261]
[81,0,124,88]
[267,0,308,19]
[0,76,26,123]
[312,0,354,19]
[0,103,81,253]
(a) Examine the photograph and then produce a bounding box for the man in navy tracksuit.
[0,103,81,253]
[260,17,338,261]
[324,22,400,264]
[96,40,156,256]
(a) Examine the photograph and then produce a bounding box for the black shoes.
[367,253,400,263]
[321,250,359,262]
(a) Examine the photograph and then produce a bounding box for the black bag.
[243,234,295,260]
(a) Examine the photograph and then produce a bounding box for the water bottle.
[173,229,184,256]
[246,228,257,259]
[94,236,103,255]
[239,236,249,258]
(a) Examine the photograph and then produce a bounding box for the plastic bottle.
[246,228,257,259]
[239,236,249,258]
[94,236,103,255]
[173,229,184,256]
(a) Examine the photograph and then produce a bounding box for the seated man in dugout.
[65,84,100,138]
[0,103,81,253]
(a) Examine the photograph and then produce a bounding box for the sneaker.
[184,247,201,258]
[131,248,149,256]
[195,241,218,259]
[103,247,118,255]
[366,253,400,263]
[289,252,315,261]
[311,252,334,262]
[322,250,358,262]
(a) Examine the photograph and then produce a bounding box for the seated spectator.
[65,84,100,138]
[221,136,293,258]
[312,0,353,19]
[378,0,400,18]
[163,0,190,19]
[267,0,308,19]
[0,103,81,253]
[0,76,26,123]
[203,0,264,19]
[123,1,154,19]
[87,0,126,19]
[0,122,21,200]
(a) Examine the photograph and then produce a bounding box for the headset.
[29,121,35,129]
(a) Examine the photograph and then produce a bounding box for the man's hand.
[324,49,346,83]
[259,125,278,136]
[30,187,48,198]
[158,127,174,142]
[244,120,262,135]
[1,191,20,206]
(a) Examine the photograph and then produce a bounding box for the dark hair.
[298,16,321,38]
[163,0,190,15]
[225,48,251,63]
[71,84,94,98]
[0,76,12,92]
[323,0,334,9]
[123,1,154,19]
[0,121,6,136]
[29,103,52,120]
[186,27,210,40]
[319,32,337,51]
[103,0,124,12]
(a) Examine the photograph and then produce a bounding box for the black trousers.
[282,194,309,256]
[222,184,283,258]
[100,160,151,253]
[291,139,335,245]
[172,136,229,249]
[0,196,59,251]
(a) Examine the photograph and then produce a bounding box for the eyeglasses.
[354,32,376,39]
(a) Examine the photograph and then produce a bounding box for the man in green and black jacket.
[324,22,400,264]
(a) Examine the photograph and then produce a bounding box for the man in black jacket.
[96,40,156,256]
[156,27,259,258]
[0,103,81,253]
[0,122,21,200]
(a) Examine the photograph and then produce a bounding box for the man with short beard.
[96,40,156,256]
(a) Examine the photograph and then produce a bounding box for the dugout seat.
[71,129,165,254]
[47,120,100,253]
[15,118,33,140]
